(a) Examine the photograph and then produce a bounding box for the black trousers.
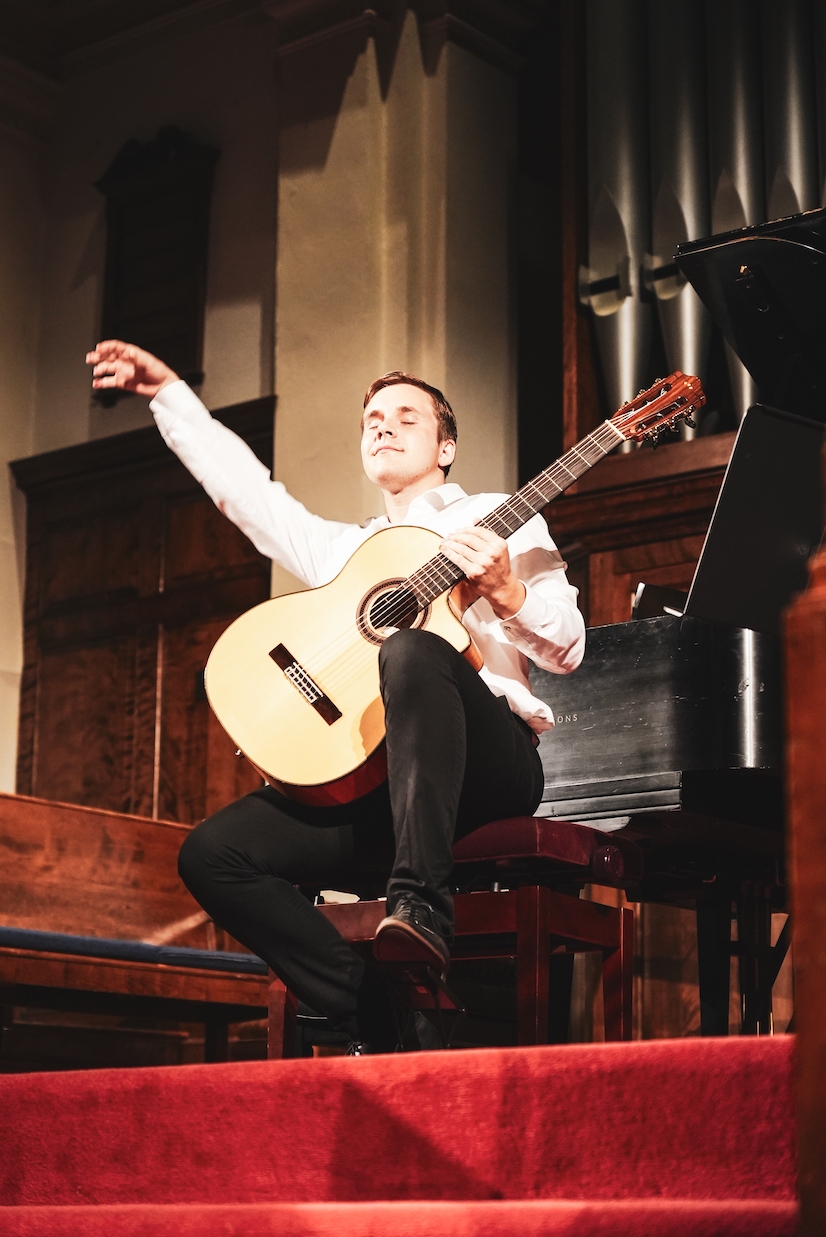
[178,628,544,1029]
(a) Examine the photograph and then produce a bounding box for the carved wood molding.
[264,0,542,68]
[0,53,60,149]
[11,396,275,493]
[0,0,264,81]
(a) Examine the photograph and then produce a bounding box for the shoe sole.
[373,916,450,974]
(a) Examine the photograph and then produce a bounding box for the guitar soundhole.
[358,580,430,645]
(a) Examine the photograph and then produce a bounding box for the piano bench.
[268,816,638,1056]
[451,814,644,889]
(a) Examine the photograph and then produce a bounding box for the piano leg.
[697,883,733,1036]
[737,881,774,1035]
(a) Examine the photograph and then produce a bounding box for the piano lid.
[676,207,826,420]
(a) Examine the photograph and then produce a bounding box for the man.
[86,340,585,1052]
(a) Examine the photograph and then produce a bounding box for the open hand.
[86,340,178,398]
[439,526,526,620]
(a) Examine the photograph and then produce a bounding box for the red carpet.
[0,1037,796,1235]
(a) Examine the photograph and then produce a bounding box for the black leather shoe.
[345,1039,375,1056]
[403,1010,444,1051]
[346,1013,443,1055]
[373,896,451,974]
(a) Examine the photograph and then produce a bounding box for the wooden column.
[785,542,826,1234]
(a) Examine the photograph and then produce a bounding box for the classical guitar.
[205,372,705,806]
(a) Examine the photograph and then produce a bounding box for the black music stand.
[681,404,823,635]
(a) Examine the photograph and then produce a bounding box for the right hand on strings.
[86,340,179,399]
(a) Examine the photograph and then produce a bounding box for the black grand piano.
[533,209,826,1037]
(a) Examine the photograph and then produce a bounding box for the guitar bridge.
[269,644,342,725]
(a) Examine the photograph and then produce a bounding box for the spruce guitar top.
[204,373,706,805]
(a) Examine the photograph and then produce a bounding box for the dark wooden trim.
[563,430,735,497]
[10,395,275,492]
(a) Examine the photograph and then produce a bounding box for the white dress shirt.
[150,381,585,733]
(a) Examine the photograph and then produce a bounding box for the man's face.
[360,383,455,493]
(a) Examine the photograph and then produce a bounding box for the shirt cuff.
[149,379,207,423]
[499,581,547,639]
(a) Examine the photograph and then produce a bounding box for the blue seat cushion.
[0,925,267,975]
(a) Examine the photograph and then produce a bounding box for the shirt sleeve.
[149,381,354,586]
[498,515,586,674]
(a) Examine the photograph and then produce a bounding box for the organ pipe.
[646,0,711,439]
[761,0,818,217]
[706,0,765,422]
[583,0,651,449]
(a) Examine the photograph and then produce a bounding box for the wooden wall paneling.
[546,433,734,627]
[11,397,274,823]
[158,615,262,825]
[635,903,701,1039]
[586,551,632,627]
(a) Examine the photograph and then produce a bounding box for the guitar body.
[204,525,477,806]
[204,373,705,808]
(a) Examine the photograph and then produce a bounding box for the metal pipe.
[646,0,711,439]
[584,0,652,448]
[761,0,818,217]
[706,0,766,421]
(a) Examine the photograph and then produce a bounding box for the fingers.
[85,339,132,365]
[440,539,498,580]
[444,526,504,553]
[89,358,136,389]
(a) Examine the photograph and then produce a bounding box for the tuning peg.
[684,414,696,429]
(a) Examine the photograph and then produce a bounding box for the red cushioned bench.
[268,815,642,1056]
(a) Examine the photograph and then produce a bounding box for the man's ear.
[438,438,456,469]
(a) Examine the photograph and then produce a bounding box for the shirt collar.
[406,483,467,514]
[366,483,468,529]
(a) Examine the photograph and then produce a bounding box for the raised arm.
[86,340,179,398]
[85,341,356,587]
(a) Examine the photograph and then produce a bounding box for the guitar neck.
[406,419,626,607]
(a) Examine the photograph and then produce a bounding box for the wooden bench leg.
[516,885,551,1045]
[267,971,298,1059]
[602,906,634,1041]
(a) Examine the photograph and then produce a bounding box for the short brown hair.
[363,371,457,477]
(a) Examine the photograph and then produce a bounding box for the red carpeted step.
[0,1200,798,1237]
[0,1037,794,1207]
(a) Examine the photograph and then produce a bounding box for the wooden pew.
[0,792,268,1064]
[0,790,208,944]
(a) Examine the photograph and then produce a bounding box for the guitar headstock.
[610,372,707,445]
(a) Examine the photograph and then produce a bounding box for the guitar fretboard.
[406,419,625,607]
